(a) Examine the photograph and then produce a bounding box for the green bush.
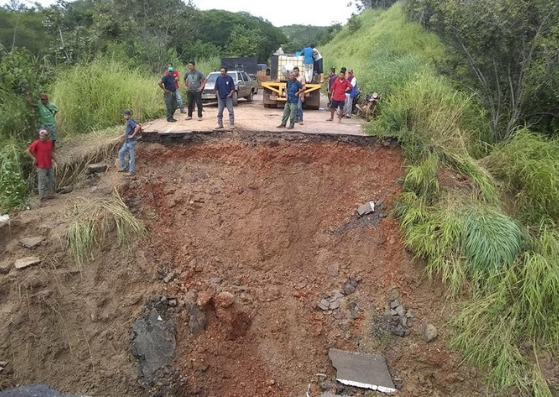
[51,58,165,135]
[483,129,559,224]
[0,141,28,212]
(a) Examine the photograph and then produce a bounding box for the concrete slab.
[357,201,375,216]
[19,236,44,249]
[328,348,396,393]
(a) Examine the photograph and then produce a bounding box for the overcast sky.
[2,0,359,27]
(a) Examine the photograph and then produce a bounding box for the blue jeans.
[297,97,303,122]
[175,90,184,111]
[217,97,234,126]
[118,141,136,174]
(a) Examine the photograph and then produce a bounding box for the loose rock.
[423,323,438,342]
[14,257,41,270]
[87,163,108,174]
[19,236,44,249]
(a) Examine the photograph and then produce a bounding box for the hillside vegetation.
[321,4,559,396]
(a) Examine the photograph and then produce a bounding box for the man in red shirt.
[327,71,353,123]
[26,129,58,201]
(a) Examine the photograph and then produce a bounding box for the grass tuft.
[67,190,146,267]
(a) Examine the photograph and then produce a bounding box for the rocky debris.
[189,304,207,336]
[86,163,108,174]
[318,393,351,397]
[327,263,340,277]
[373,296,414,337]
[318,290,345,311]
[357,201,375,216]
[423,323,438,343]
[345,300,362,320]
[0,384,90,397]
[214,291,235,308]
[18,236,44,249]
[14,257,41,270]
[0,360,7,373]
[343,277,359,295]
[328,348,396,393]
[55,186,73,194]
[131,307,176,387]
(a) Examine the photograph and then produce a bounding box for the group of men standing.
[159,61,206,122]
[159,62,235,129]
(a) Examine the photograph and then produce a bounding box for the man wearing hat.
[26,129,58,201]
[118,110,141,176]
[159,67,178,122]
[26,91,59,147]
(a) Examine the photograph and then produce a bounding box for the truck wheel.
[246,91,254,102]
[232,91,238,106]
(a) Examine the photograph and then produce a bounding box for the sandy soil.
[0,99,486,397]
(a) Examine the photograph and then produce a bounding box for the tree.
[407,0,559,140]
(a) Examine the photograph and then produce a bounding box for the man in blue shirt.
[277,72,304,129]
[300,45,315,82]
[118,110,141,176]
[214,67,235,129]
[158,67,178,122]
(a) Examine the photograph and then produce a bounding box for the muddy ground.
[1,125,486,396]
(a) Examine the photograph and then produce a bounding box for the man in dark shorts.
[327,71,353,123]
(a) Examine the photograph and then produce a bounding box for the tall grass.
[68,190,147,267]
[325,4,559,395]
[482,129,559,224]
[52,58,165,136]
[0,141,29,212]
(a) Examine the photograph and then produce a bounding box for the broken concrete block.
[19,236,44,249]
[357,201,375,216]
[14,257,41,270]
[87,163,108,174]
[423,323,438,342]
[329,348,396,393]
[0,261,11,275]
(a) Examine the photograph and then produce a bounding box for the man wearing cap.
[159,67,178,122]
[344,69,358,118]
[166,63,186,114]
[26,129,58,201]
[26,91,59,147]
[118,110,141,176]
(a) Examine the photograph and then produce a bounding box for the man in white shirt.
[344,69,358,118]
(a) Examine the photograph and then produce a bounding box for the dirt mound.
[0,133,483,397]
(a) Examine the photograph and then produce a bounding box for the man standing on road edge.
[215,66,235,128]
[159,67,178,122]
[327,71,353,123]
[26,92,59,148]
[166,63,186,114]
[344,69,358,118]
[277,72,304,130]
[293,67,306,125]
[117,110,141,176]
[184,61,206,121]
[26,129,58,201]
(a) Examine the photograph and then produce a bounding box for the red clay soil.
[0,133,485,397]
[125,135,484,397]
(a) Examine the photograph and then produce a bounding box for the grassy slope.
[321,4,559,397]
